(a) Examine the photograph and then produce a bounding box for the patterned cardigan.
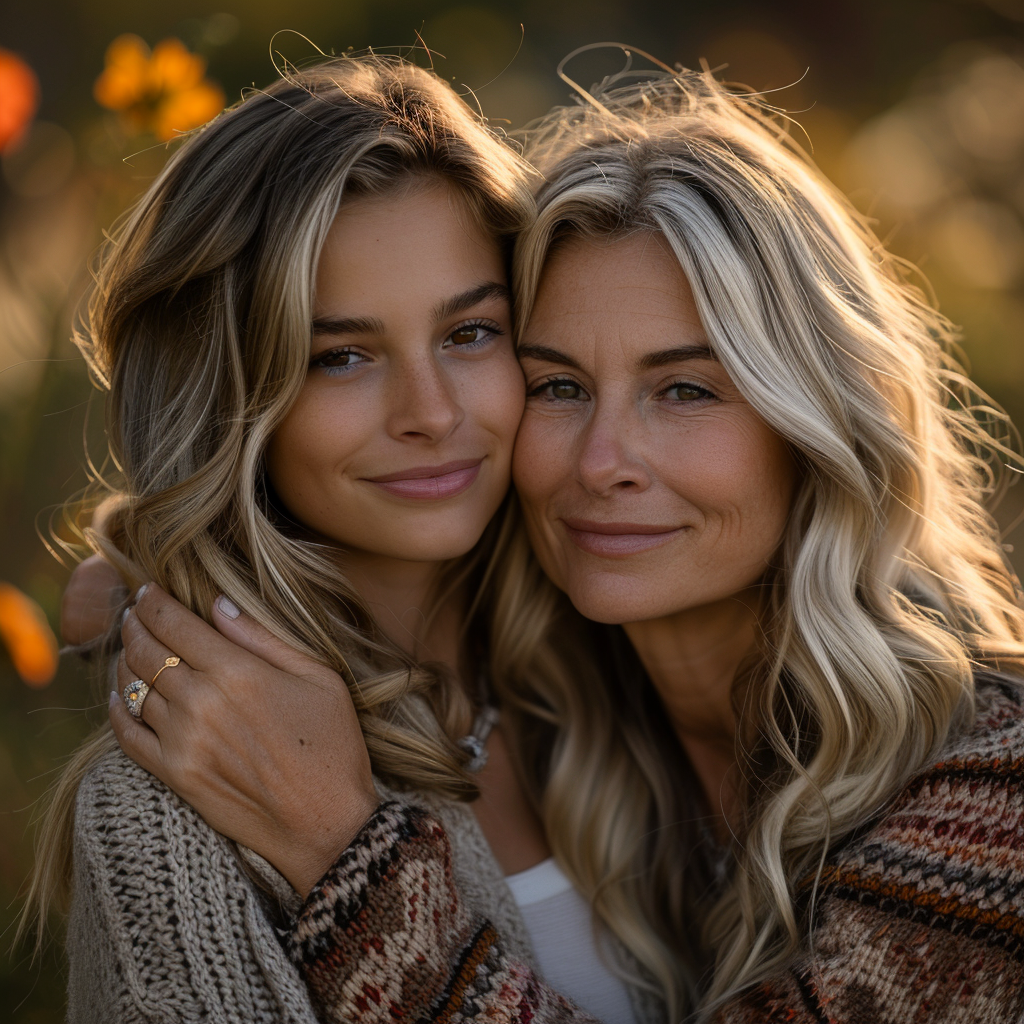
[285,676,1024,1024]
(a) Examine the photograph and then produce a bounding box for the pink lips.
[364,459,483,500]
[561,518,684,557]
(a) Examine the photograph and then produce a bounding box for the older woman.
[65,66,1024,1022]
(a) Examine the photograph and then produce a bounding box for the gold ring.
[151,655,181,687]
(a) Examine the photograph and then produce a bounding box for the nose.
[386,352,464,442]
[575,403,652,495]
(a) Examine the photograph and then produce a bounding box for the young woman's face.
[266,183,524,564]
[512,232,796,625]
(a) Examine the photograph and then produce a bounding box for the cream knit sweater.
[67,748,660,1023]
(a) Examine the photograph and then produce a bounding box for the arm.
[110,584,379,895]
[108,587,604,1023]
[286,801,602,1024]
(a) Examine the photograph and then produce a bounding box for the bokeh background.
[3,0,1024,1018]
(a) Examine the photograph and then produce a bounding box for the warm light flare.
[0,48,40,154]
[0,582,59,687]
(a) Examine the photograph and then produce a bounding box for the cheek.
[512,412,577,580]
[264,391,366,518]
[663,418,795,554]
[471,353,526,453]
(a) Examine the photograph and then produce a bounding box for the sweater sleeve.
[285,801,603,1024]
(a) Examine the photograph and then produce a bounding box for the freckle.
[299,738,306,746]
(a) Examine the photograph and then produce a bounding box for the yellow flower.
[0,582,58,688]
[94,34,225,141]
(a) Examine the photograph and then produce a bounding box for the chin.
[558,571,671,626]
[384,521,492,563]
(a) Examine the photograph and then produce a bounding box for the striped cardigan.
[285,675,1024,1023]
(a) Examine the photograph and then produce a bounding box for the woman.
[25,54,657,1024]
[97,66,1024,1022]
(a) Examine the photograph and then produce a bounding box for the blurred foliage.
[3,1,1024,1019]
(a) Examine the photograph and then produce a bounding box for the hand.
[109,584,379,896]
[61,553,127,647]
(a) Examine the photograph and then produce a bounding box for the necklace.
[456,670,500,773]
[457,704,500,773]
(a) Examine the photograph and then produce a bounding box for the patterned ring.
[123,679,150,719]
[150,655,181,687]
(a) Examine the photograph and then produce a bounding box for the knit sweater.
[69,750,662,1023]
[284,676,1024,1024]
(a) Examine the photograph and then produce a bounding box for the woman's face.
[267,183,524,565]
[512,232,797,625]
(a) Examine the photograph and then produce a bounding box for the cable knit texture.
[285,677,1024,1024]
[68,750,602,1023]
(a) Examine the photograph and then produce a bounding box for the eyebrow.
[310,282,510,338]
[518,343,716,372]
[432,282,510,324]
[636,345,716,370]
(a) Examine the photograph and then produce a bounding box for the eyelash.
[442,320,504,350]
[309,320,504,377]
[527,377,717,404]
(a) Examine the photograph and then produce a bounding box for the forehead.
[525,232,708,359]
[315,184,505,312]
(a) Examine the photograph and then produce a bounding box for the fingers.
[116,647,170,729]
[61,553,127,646]
[108,689,163,773]
[210,594,327,680]
[131,583,229,674]
[121,608,189,706]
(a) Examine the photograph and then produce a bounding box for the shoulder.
[76,744,240,874]
[778,674,1024,1023]
[825,673,1024,923]
[71,747,319,1023]
[73,746,251,938]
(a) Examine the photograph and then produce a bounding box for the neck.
[343,552,467,678]
[623,591,763,831]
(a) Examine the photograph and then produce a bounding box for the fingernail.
[136,583,149,601]
[121,607,131,625]
[109,691,119,709]
[216,594,241,619]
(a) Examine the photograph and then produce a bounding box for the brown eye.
[319,350,355,366]
[450,326,481,345]
[552,382,580,400]
[310,348,368,376]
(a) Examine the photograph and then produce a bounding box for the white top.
[505,858,639,1024]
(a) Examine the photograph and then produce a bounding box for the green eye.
[666,383,712,402]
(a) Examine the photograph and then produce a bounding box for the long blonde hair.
[502,66,1024,1018]
[23,53,542,943]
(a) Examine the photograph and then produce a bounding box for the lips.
[363,459,483,500]
[561,517,685,557]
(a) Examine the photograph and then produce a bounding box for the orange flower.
[0,582,59,688]
[0,48,40,154]
[94,34,225,141]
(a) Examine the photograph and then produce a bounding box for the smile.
[561,518,686,557]
[364,459,483,500]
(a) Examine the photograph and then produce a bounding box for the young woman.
[25,55,659,1024]
[97,66,1024,1023]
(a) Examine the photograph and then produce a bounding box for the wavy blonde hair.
[498,66,1024,1018]
[23,53,544,942]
